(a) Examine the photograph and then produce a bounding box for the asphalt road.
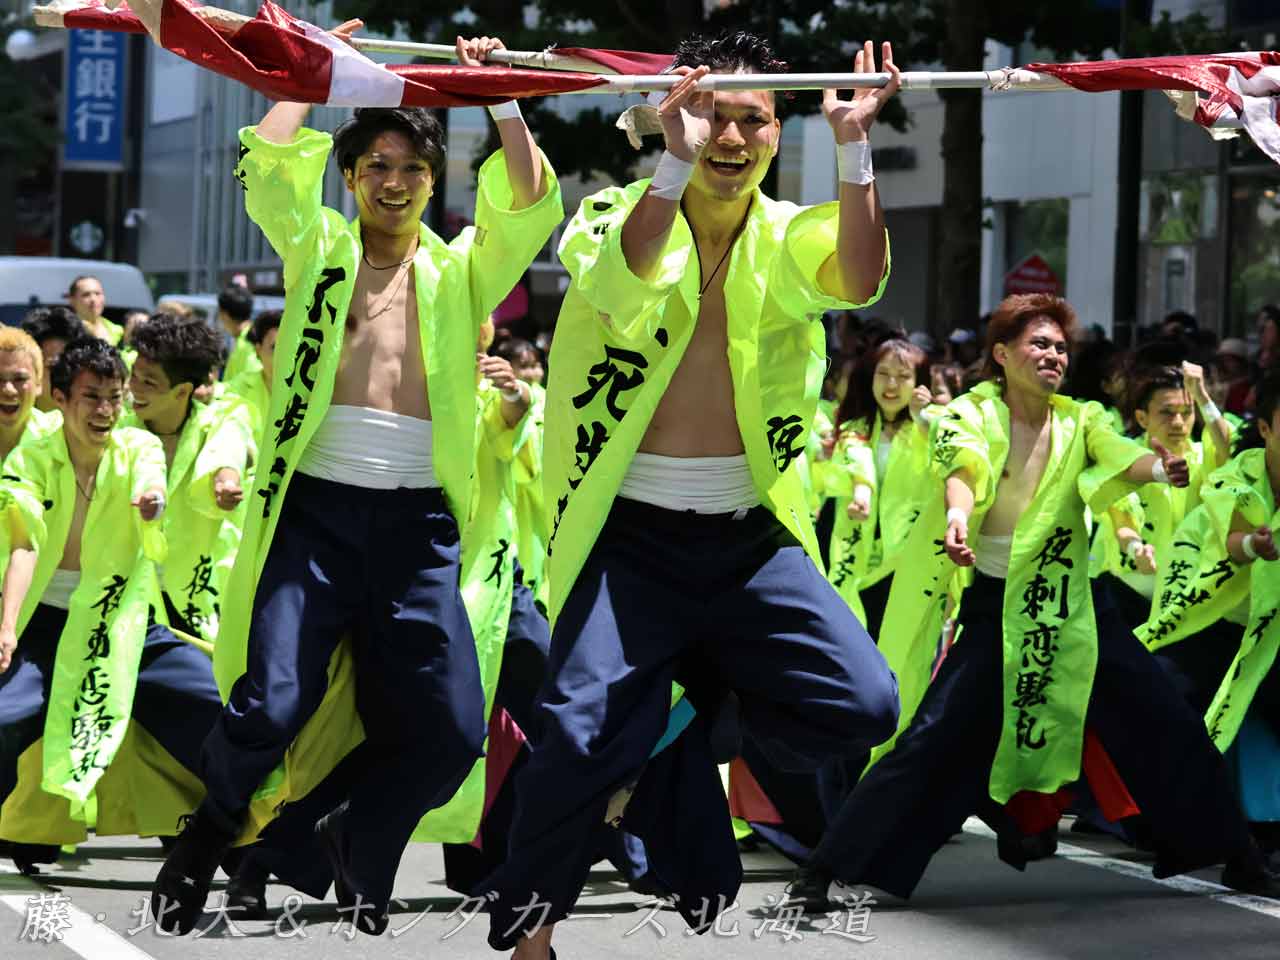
[4,818,1279,959]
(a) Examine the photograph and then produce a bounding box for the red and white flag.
[33,0,646,106]
[1027,53,1280,165]
[32,1,1280,165]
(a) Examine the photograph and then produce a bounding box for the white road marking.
[962,818,1280,921]
[1,861,155,959]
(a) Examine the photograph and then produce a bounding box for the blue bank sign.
[64,29,126,170]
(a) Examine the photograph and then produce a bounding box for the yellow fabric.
[543,181,889,624]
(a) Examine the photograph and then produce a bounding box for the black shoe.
[151,807,236,935]
[626,871,670,898]
[996,824,1057,871]
[1222,857,1280,899]
[784,864,832,912]
[316,803,389,936]
[225,855,270,920]
[3,841,59,875]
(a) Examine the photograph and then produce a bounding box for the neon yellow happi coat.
[0,427,167,816]
[121,397,256,645]
[872,381,1147,802]
[508,381,549,608]
[825,412,933,619]
[543,181,889,622]
[409,382,539,840]
[1091,429,1226,606]
[216,125,561,842]
[1139,448,1280,750]
[223,327,262,383]
[799,394,837,520]
[224,368,269,442]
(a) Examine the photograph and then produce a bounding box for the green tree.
[342,0,1227,333]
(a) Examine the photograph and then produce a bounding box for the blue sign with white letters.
[64,29,126,169]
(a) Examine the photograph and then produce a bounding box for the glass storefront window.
[1227,174,1280,337]
[1136,171,1224,333]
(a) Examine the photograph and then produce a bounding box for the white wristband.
[1243,533,1259,560]
[1151,458,1168,484]
[837,140,874,185]
[151,493,166,520]
[500,383,525,403]
[648,150,695,200]
[1201,401,1223,425]
[1125,539,1145,561]
[487,100,522,121]
[946,507,968,527]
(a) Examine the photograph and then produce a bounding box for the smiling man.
[150,25,562,937]
[483,31,899,958]
[125,313,255,647]
[0,338,215,875]
[0,329,61,461]
[786,292,1280,909]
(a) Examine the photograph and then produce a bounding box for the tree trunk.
[935,0,986,336]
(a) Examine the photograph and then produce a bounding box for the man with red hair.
[788,292,1280,906]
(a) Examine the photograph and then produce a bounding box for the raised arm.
[255,20,362,144]
[458,36,546,209]
[620,66,713,281]
[1182,361,1233,468]
[815,40,898,305]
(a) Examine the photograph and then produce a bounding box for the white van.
[0,257,154,328]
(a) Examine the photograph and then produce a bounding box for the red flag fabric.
[554,47,673,75]
[1030,53,1280,164]
[39,0,613,106]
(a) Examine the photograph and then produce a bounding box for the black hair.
[493,337,539,364]
[67,275,101,296]
[130,313,227,389]
[22,305,88,346]
[333,108,446,182]
[217,284,254,322]
[246,309,283,346]
[1259,304,1280,327]
[1128,365,1187,423]
[672,30,789,75]
[50,336,126,398]
[835,333,927,431]
[1237,369,1280,453]
[1065,338,1125,407]
[1162,309,1197,333]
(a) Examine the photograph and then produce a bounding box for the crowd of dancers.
[1,25,1279,960]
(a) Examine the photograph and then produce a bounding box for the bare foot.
[511,923,554,960]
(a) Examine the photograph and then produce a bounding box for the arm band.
[853,484,873,509]
[1243,533,1259,561]
[648,151,695,200]
[946,507,969,527]
[1151,458,1169,485]
[1125,539,1145,561]
[500,383,526,404]
[836,140,874,186]
[1201,401,1223,425]
[487,101,522,122]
